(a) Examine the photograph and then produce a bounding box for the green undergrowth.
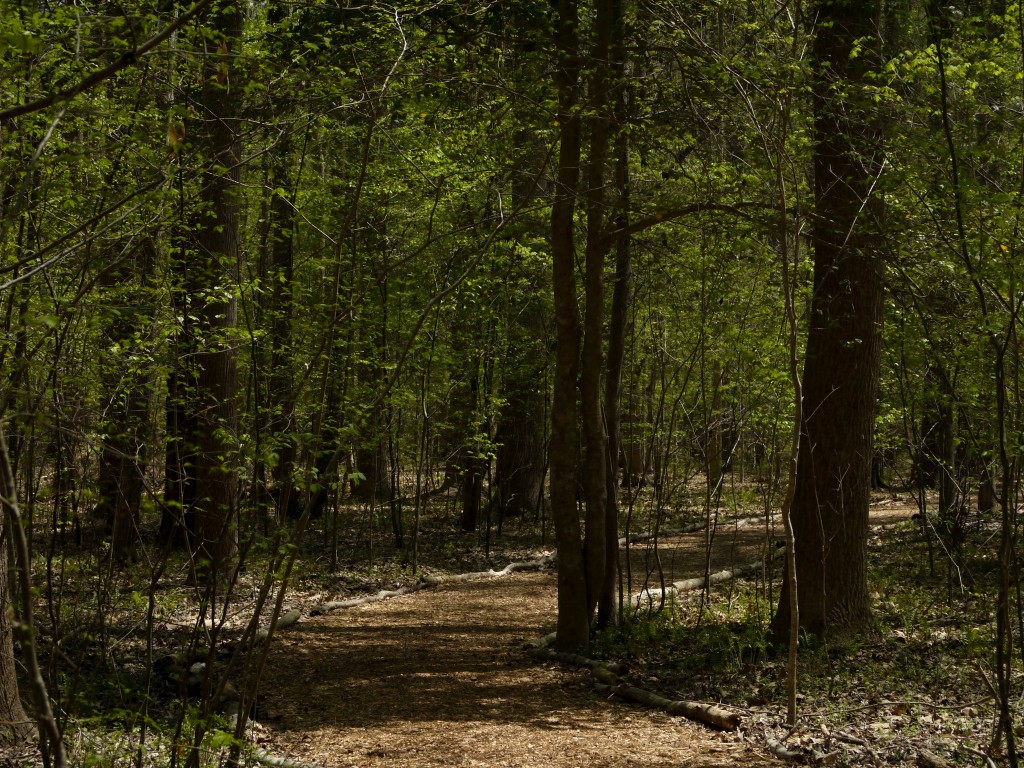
[595,515,1004,764]
[22,499,553,767]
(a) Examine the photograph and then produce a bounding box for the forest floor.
[1,484,1004,767]
[256,569,765,768]
[249,491,995,768]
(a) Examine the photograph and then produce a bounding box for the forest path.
[257,567,774,768]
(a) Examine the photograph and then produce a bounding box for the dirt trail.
[257,567,774,768]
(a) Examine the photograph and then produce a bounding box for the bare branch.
[0,0,216,123]
[601,201,767,245]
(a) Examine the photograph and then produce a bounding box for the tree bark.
[772,0,884,639]
[0,531,32,745]
[598,3,630,628]
[491,379,545,520]
[491,128,549,525]
[550,0,590,653]
[350,437,392,506]
[189,0,244,581]
[580,0,614,618]
[96,238,155,563]
[264,131,299,522]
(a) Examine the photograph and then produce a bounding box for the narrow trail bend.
[257,570,774,768]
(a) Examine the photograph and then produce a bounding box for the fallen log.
[253,747,321,768]
[591,666,741,731]
[424,553,556,585]
[254,609,301,644]
[618,523,707,547]
[629,549,784,610]
[310,553,555,616]
[310,581,433,616]
[917,749,954,768]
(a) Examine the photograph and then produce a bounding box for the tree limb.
[600,202,767,245]
[0,0,215,123]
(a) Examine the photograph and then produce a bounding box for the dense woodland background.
[2,0,1024,765]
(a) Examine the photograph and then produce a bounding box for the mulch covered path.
[256,566,777,768]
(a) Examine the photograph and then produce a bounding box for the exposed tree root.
[764,734,805,762]
[530,631,557,649]
[961,745,998,768]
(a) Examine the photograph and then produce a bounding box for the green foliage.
[2,0,1024,757]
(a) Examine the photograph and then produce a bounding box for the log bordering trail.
[591,666,741,731]
[528,550,783,732]
[628,549,783,610]
[295,552,556,622]
[525,644,741,731]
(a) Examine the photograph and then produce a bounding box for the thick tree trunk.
[550,0,589,653]
[97,239,155,563]
[100,386,149,562]
[459,452,485,533]
[454,365,485,534]
[491,128,548,525]
[0,430,61,764]
[190,0,244,580]
[160,363,197,547]
[265,134,299,522]
[772,0,883,639]
[351,438,392,505]
[491,383,545,520]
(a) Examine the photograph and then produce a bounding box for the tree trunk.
[772,0,883,639]
[189,0,244,580]
[598,5,630,629]
[935,398,959,526]
[100,384,149,563]
[459,451,485,533]
[491,380,545,520]
[160,362,197,547]
[550,0,589,653]
[580,0,614,619]
[97,238,156,563]
[0,536,32,745]
[265,134,299,522]
[351,438,392,505]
